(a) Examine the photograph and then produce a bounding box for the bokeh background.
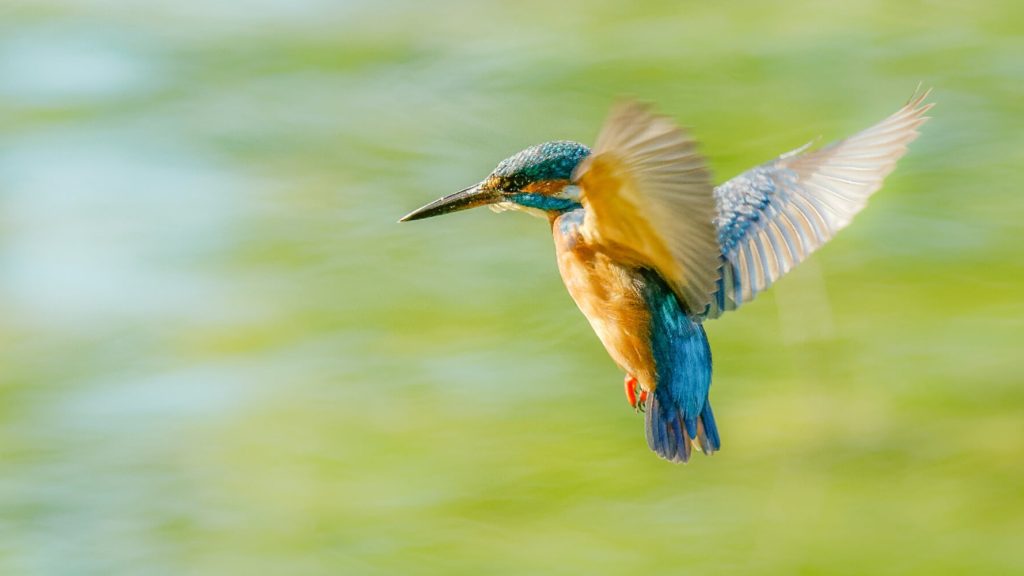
[2,0,1022,574]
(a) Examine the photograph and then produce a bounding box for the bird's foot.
[624,375,648,413]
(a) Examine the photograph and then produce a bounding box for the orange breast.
[552,213,657,392]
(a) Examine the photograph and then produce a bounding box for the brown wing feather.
[574,102,721,315]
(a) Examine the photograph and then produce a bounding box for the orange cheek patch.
[522,179,571,195]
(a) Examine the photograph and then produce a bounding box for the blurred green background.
[1,0,1022,574]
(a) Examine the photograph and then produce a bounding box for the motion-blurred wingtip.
[907,84,935,112]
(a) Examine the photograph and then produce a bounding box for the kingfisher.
[400,89,932,463]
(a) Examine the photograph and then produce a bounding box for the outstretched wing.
[706,89,933,318]
[574,102,721,316]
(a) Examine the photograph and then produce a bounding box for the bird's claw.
[624,375,648,413]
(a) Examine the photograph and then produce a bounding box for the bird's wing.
[574,102,721,316]
[706,89,933,318]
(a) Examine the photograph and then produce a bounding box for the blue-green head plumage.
[399,140,590,222]
[490,141,590,191]
[488,140,590,214]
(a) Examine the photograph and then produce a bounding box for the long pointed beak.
[398,184,502,222]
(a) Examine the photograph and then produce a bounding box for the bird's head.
[399,141,591,222]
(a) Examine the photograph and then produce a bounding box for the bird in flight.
[400,89,932,463]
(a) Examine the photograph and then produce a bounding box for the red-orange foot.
[624,375,638,409]
[624,376,649,413]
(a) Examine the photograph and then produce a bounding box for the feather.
[574,102,722,316]
[707,88,933,317]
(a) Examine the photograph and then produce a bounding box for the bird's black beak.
[398,184,502,222]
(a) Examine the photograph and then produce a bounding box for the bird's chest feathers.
[552,211,657,389]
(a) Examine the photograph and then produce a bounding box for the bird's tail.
[642,321,719,463]
[644,393,720,463]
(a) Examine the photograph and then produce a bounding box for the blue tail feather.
[639,269,719,463]
[645,394,694,463]
[699,401,721,453]
[683,415,699,441]
[645,388,717,463]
